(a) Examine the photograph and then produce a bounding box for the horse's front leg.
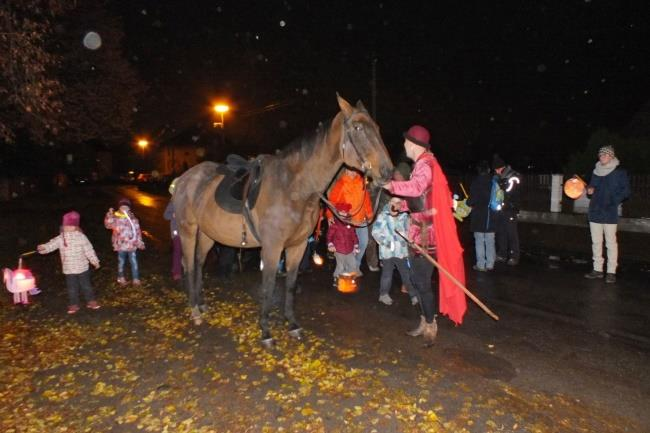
[259,247,282,348]
[283,242,307,339]
[179,225,202,324]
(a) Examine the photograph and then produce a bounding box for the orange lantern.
[337,273,358,293]
[563,175,587,199]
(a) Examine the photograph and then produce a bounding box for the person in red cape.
[382,125,467,345]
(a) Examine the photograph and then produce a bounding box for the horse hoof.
[261,338,275,349]
[288,328,303,340]
[192,316,203,326]
[198,304,208,313]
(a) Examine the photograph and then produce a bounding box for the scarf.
[593,157,619,177]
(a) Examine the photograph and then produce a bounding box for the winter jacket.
[326,173,373,225]
[588,168,631,224]
[371,203,410,260]
[466,173,496,233]
[39,231,99,275]
[390,152,436,249]
[327,219,359,255]
[104,209,145,252]
[497,165,521,215]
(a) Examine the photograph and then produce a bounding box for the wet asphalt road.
[100,185,650,430]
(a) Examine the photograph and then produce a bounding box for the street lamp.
[137,139,149,157]
[213,103,229,128]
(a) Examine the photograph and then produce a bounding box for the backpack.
[489,176,504,211]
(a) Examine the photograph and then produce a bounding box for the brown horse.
[172,95,393,346]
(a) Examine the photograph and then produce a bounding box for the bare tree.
[0,1,69,143]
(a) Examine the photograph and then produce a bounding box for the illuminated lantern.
[337,272,358,293]
[312,252,324,266]
[3,265,37,305]
[564,176,586,199]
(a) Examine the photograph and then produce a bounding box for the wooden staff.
[396,231,499,321]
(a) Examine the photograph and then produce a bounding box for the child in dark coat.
[327,202,360,285]
[466,161,497,271]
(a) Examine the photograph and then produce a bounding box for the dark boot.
[422,317,438,347]
[406,316,426,337]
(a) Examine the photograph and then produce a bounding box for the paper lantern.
[337,273,358,293]
[564,176,586,199]
[3,267,36,305]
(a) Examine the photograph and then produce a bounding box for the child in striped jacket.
[37,211,101,314]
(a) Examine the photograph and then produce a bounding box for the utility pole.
[371,56,378,120]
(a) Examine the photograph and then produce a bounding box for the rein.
[319,111,385,227]
[318,186,384,228]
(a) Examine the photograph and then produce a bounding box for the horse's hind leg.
[283,242,307,339]
[194,231,214,314]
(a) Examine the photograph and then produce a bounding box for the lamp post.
[137,139,149,157]
[212,103,230,158]
[136,138,149,172]
[213,103,229,128]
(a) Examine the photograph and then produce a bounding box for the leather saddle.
[214,154,264,214]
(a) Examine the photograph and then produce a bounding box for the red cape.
[429,155,467,325]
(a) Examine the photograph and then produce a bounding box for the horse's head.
[336,94,394,186]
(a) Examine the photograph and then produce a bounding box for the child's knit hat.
[118,198,132,208]
[62,211,80,227]
[335,202,352,213]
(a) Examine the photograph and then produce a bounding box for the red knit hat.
[335,202,352,213]
[403,125,431,148]
[62,211,80,227]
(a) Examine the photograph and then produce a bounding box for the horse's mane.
[276,119,332,163]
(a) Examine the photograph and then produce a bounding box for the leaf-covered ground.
[0,186,644,432]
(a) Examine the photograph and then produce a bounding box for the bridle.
[318,111,385,227]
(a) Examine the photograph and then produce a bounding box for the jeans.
[354,226,369,270]
[473,232,496,269]
[409,255,436,323]
[379,257,416,297]
[117,251,139,280]
[589,222,618,274]
[65,270,96,306]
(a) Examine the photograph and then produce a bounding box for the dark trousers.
[171,235,182,277]
[366,224,379,269]
[409,255,436,323]
[216,245,237,278]
[65,270,96,306]
[496,212,520,260]
[379,257,415,296]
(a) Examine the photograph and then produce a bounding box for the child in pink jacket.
[104,198,145,285]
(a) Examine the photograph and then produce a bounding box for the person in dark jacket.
[492,154,522,266]
[466,161,497,271]
[584,145,631,283]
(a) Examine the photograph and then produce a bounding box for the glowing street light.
[136,138,149,158]
[213,103,229,128]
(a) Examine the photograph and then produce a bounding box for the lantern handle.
[573,174,587,185]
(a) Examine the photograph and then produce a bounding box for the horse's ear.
[355,100,367,112]
[336,93,353,116]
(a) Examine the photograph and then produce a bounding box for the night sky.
[113,0,650,170]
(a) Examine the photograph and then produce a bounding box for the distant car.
[136,173,152,183]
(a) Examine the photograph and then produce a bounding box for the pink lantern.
[3,256,39,305]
